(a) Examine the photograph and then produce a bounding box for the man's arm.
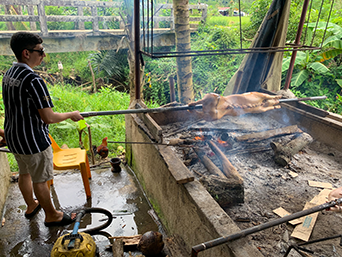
[38,107,83,124]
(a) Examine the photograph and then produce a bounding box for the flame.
[217,138,230,148]
[217,139,226,145]
[194,135,205,141]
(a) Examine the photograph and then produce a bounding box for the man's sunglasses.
[27,48,45,55]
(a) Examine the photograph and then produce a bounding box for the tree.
[173,0,194,104]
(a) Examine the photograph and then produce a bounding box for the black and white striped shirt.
[2,62,53,154]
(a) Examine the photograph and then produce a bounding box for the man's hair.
[10,32,43,60]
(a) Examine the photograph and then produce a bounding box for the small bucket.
[110,157,122,173]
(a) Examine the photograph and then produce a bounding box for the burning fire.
[193,133,231,149]
[194,135,205,141]
[217,138,230,148]
[217,138,226,145]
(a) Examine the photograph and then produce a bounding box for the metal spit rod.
[80,104,203,117]
[107,138,196,146]
[191,197,342,257]
[80,96,327,117]
[108,141,169,145]
[279,95,327,102]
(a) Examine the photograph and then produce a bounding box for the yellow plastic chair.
[48,134,92,199]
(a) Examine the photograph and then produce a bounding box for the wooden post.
[155,5,160,28]
[91,6,99,32]
[88,61,96,92]
[169,76,176,102]
[77,7,85,30]
[4,5,15,30]
[87,124,95,165]
[27,5,37,31]
[37,2,48,36]
[171,5,174,30]
[201,4,207,23]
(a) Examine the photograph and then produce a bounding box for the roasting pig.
[188,92,282,120]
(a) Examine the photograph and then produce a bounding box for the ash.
[161,112,342,257]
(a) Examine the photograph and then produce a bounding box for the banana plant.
[315,22,342,62]
[282,22,342,88]
[282,51,330,88]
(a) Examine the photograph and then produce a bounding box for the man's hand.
[69,111,84,122]
[188,92,282,121]
[327,187,342,212]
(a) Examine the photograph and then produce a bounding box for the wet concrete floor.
[0,162,160,257]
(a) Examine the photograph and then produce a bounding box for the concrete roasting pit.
[125,99,342,257]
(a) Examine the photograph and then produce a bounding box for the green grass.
[206,16,250,27]
[0,81,135,171]
[49,83,129,150]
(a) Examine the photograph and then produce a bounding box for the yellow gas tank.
[51,232,98,257]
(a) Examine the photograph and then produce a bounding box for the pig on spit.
[188,92,282,121]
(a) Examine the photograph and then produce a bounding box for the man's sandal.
[44,212,76,227]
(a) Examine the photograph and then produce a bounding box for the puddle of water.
[0,163,160,257]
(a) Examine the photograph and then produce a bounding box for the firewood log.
[235,125,303,143]
[270,132,313,166]
[207,141,243,184]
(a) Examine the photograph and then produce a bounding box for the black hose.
[76,207,113,235]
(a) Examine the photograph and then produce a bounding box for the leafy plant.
[42,51,94,83]
[89,49,129,90]
[143,56,177,105]
[191,24,244,98]
[282,22,342,93]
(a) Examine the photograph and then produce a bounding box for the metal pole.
[283,0,310,90]
[108,141,169,145]
[191,198,342,257]
[80,104,203,117]
[134,0,141,100]
[79,95,326,117]
[278,95,326,102]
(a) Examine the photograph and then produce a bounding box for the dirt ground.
[162,111,342,257]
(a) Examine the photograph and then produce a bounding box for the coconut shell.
[137,231,164,255]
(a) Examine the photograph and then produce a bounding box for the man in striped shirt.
[2,32,83,227]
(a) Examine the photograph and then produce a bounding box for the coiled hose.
[67,207,113,249]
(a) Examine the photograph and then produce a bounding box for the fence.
[0,0,207,36]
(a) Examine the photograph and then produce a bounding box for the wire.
[140,0,333,58]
